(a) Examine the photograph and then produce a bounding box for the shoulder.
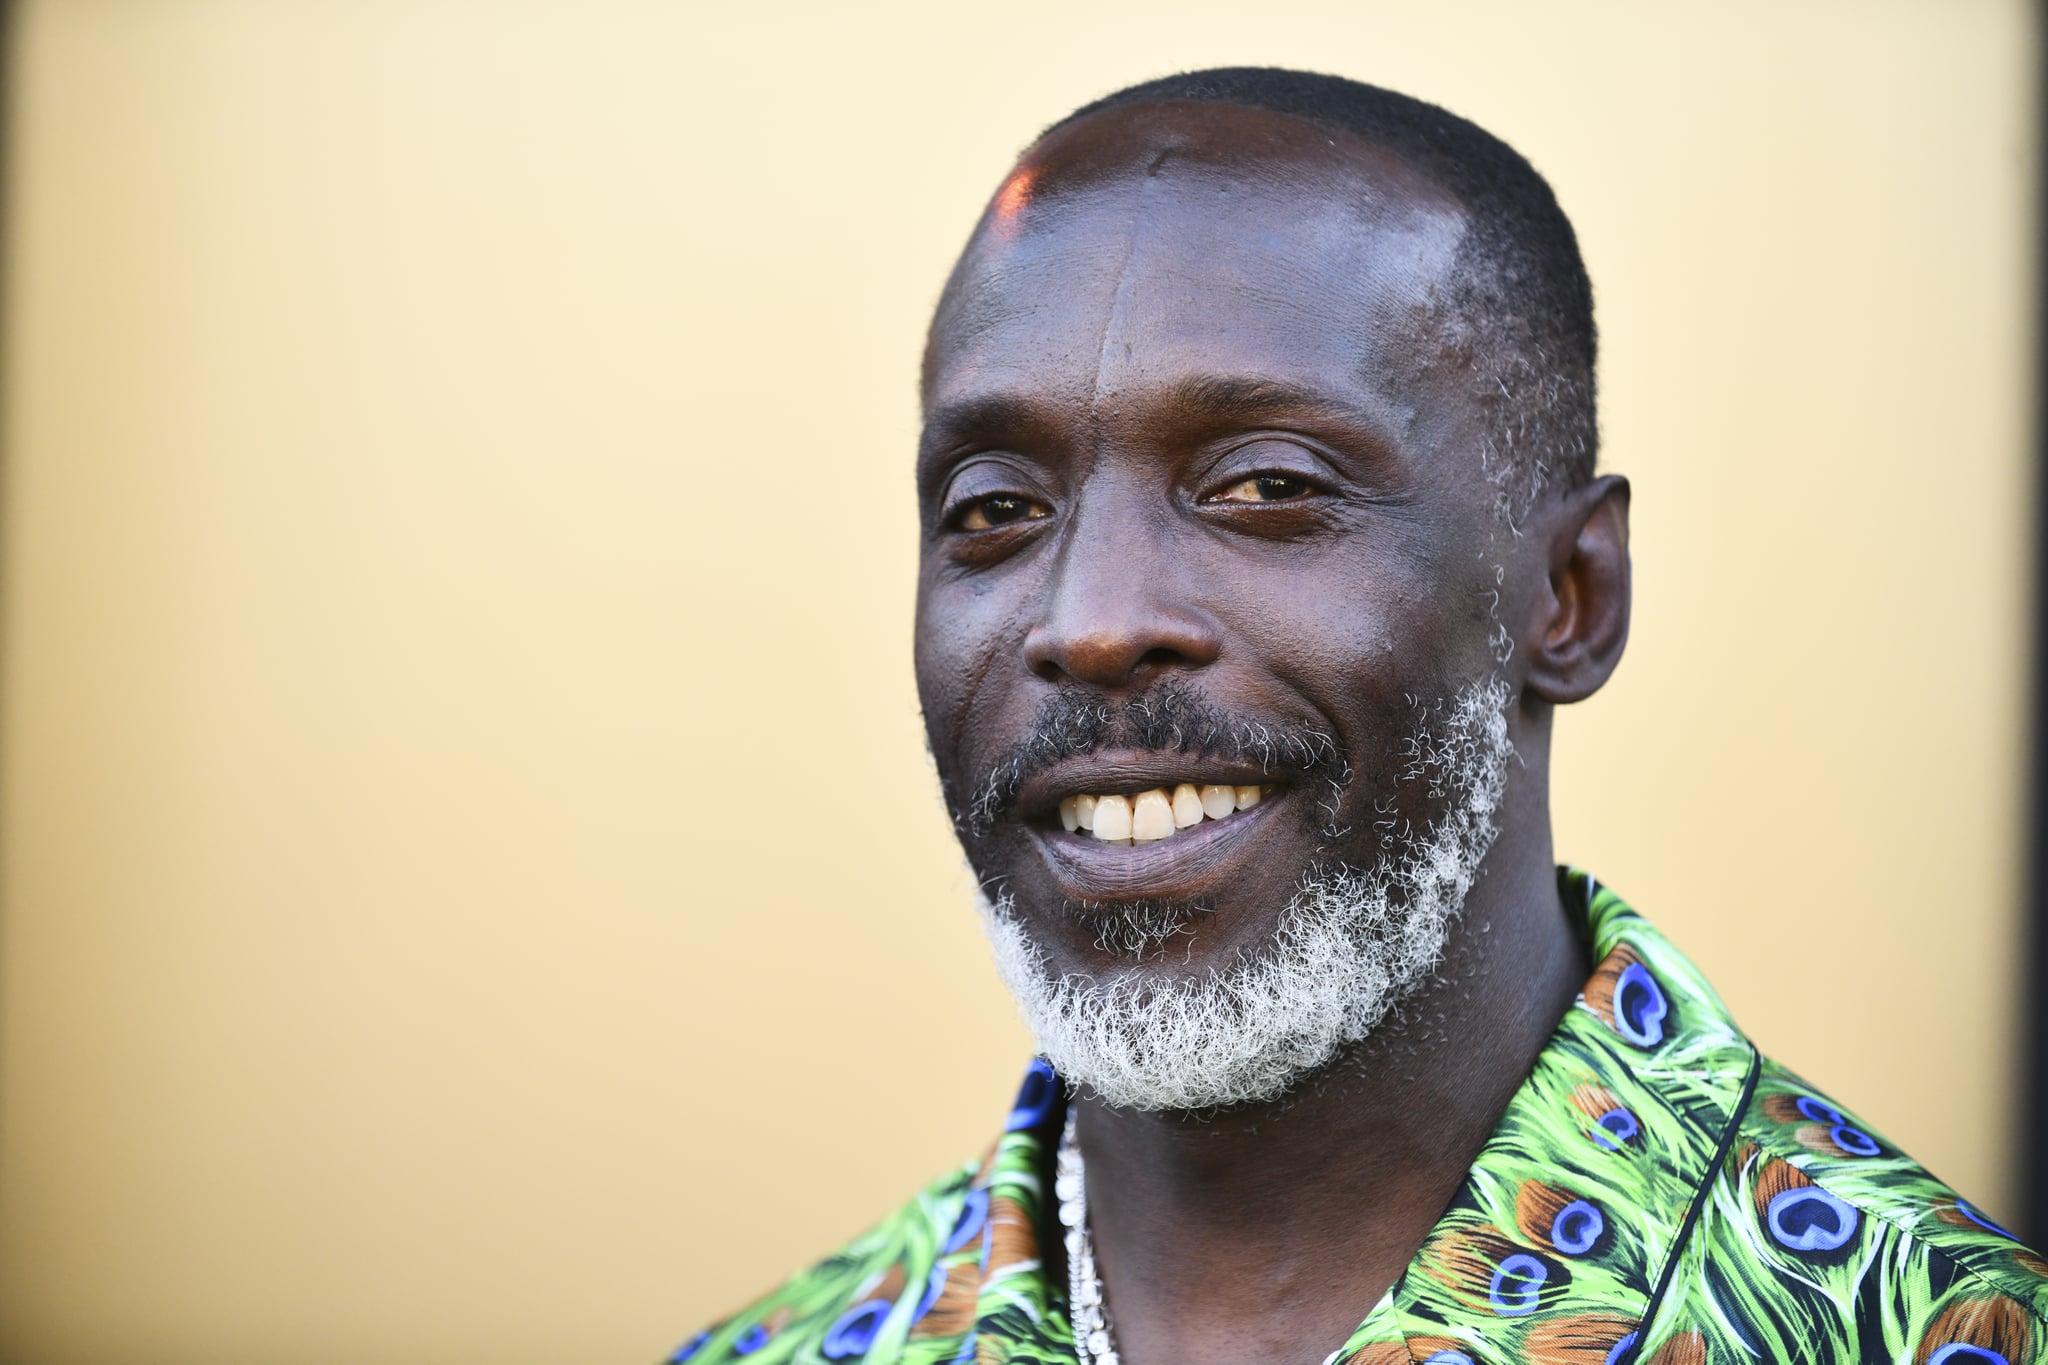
[662,1157,984,1365]
[1738,1057,2048,1311]
[1641,1054,2048,1364]
[661,1065,1066,1365]
[664,1060,1069,1365]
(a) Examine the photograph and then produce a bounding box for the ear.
[1523,475,1631,705]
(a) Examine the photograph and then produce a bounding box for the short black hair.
[1047,68,1597,515]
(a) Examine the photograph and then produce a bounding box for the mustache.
[957,678,1348,838]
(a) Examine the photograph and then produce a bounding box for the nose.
[1019,513,1222,689]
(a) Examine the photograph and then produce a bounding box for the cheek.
[1213,545,1498,741]
[913,569,1032,765]
[1214,559,1432,676]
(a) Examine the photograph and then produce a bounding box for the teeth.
[1059,782,1276,845]
[1130,790,1175,841]
[1091,794,1132,841]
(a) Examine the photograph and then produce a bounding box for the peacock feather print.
[668,872,2047,1364]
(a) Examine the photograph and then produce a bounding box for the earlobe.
[1524,475,1631,705]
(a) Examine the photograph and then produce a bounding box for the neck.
[1069,813,1585,1365]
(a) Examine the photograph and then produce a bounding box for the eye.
[1209,473,1315,504]
[953,493,1051,531]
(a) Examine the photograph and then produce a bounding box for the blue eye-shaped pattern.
[1611,962,1669,1047]
[668,1332,711,1363]
[1958,1200,2016,1239]
[944,1188,990,1255]
[821,1300,891,1360]
[1767,1187,1859,1253]
[1592,1107,1641,1151]
[733,1323,771,1355]
[1796,1095,1848,1126]
[1488,1252,1550,1316]
[1008,1058,1058,1132]
[1422,1353,1476,1365]
[1604,1332,1638,1365]
[1831,1125,1880,1157]
[913,1264,948,1323]
[1551,1199,1606,1255]
[1928,1348,2010,1365]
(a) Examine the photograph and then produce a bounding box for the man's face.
[913,104,1523,1102]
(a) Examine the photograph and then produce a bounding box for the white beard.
[975,677,1514,1114]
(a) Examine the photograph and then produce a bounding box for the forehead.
[923,103,1471,450]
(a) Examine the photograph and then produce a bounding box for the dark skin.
[913,102,1632,1365]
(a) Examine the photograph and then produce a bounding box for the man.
[670,69,2047,1365]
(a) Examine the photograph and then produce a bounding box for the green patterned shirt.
[670,871,2048,1364]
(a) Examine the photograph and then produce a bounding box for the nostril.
[1020,610,1223,688]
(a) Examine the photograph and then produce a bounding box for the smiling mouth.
[1003,747,1312,902]
[1057,782,1278,846]
[1028,779,1290,904]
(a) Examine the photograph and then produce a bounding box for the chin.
[969,676,1515,1114]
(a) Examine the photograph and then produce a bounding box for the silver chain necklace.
[1055,1110,1122,1365]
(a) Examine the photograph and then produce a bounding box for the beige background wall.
[0,2,2034,1362]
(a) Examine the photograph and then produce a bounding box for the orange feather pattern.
[1523,1313,1639,1364]
[1581,944,1642,1033]
[1749,1158,1814,1226]
[908,1261,980,1339]
[1515,1181,1582,1251]
[985,1193,1037,1276]
[1334,1344,1411,1365]
[1644,1330,1707,1365]
[1417,1227,1540,1310]
[1913,1296,2035,1364]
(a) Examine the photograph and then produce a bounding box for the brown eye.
[956,494,1050,531]
[1212,474,1313,503]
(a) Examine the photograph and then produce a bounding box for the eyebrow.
[920,393,1048,456]
[916,392,1065,497]
[1162,374,1389,434]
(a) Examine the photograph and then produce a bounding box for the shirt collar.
[1370,867,1759,1362]
[965,869,1759,1365]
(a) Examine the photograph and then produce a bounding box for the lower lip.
[1026,793,1288,901]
